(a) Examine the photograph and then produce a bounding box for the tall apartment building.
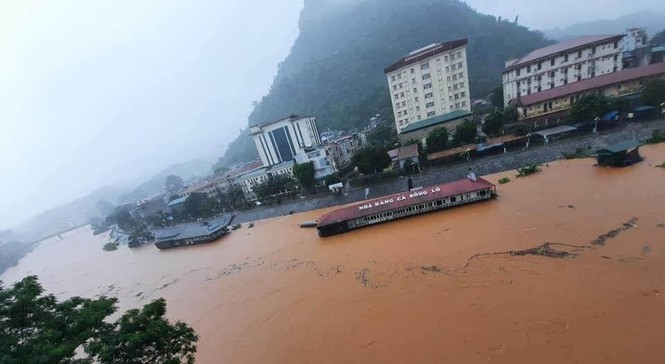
[249,115,322,167]
[502,34,624,107]
[384,39,471,133]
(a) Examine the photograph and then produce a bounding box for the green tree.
[86,298,198,364]
[641,78,665,106]
[351,146,391,174]
[293,162,316,189]
[113,209,137,231]
[425,127,449,153]
[502,106,519,123]
[368,125,398,147]
[453,120,478,145]
[0,276,198,363]
[482,110,505,136]
[183,192,213,218]
[569,94,611,122]
[254,175,299,200]
[490,86,504,109]
[218,186,248,211]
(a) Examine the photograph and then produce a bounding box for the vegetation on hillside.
[219,0,552,165]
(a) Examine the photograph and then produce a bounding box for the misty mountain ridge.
[221,0,552,165]
[7,157,215,245]
[542,11,665,40]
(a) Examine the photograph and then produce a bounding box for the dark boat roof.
[317,178,494,228]
[154,215,233,242]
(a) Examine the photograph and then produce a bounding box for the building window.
[413,88,417,93]
[427,111,435,117]
[455,102,460,108]
[457,51,462,58]
[461,91,466,97]
[426,101,434,108]
[452,74,457,81]
[400,92,404,97]
[551,58,555,66]
[394,93,399,99]
[422,73,431,80]
[417,115,422,120]
[425,92,433,99]
[424,83,432,89]
[527,65,531,73]
[412,78,416,84]
[421,63,429,70]
[457,62,463,69]
[538,62,542,70]
[402,101,406,107]
[516,68,521,76]
[459,72,464,78]
[398,83,403,89]
[391,75,396,81]
[460,82,465,88]
[454,93,459,100]
[591,46,596,55]
[614,41,618,49]
[414,96,419,102]
[444,55,449,62]
[564,54,569,62]
[392,85,397,91]
[445,66,450,72]
[448,86,452,92]
[447,76,451,82]
[403,109,408,115]
[462,101,467,107]
[453,84,458,90]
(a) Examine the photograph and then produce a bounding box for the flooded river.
[3,144,665,363]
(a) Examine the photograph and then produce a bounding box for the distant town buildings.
[502,34,624,108]
[384,39,472,133]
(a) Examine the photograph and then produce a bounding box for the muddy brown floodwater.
[4,144,665,363]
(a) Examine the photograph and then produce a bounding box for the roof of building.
[384,39,468,73]
[652,45,665,53]
[167,196,187,207]
[222,160,264,179]
[154,215,234,242]
[400,110,473,134]
[317,178,495,227]
[427,135,527,161]
[252,114,313,128]
[505,34,623,71]
[532,125,578,138]
[598,140,640,154]
[397,144,420,160]
[515,63,665,106]
[387,148,399,162]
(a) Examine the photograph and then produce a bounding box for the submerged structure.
[154,215,234,249]
[597,141,642,167]
[316,177,496,237]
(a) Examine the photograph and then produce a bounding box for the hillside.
[543,11,665,40]
[220,0,552,164]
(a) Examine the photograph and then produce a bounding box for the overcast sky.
[0,0,660,229]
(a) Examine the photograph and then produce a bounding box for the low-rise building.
[510,63,665,127]
[503,35,624,107]
[398,109,473,145]
[238,161,296,201]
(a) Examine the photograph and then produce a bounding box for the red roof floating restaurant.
[316,177,496,237]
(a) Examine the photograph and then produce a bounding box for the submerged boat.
[154,215,234,250]
[316,177,496,237]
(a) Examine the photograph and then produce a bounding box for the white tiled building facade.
[502,35,624,107]
[384,39,471,133]
[249,115,322,167]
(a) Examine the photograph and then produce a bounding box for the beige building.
[384,39,471,133]
[512,63,665,127]
[503,34,624,107]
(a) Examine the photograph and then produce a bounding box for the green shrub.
[103,242,118,251]
[498,177,511,184]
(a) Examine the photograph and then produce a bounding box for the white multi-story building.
[384,39,471,133]
[249,115,322,167]
[502,34,624,107]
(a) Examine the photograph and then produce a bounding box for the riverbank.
[3,142,665,363]
[233,119,664,224]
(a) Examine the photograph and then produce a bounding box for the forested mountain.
[220,0,552,164]
[543,11,665,41]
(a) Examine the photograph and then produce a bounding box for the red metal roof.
[516,63,665,106]
[505,35,622,71]
[384,39,468,73]
[317,178,495,227]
